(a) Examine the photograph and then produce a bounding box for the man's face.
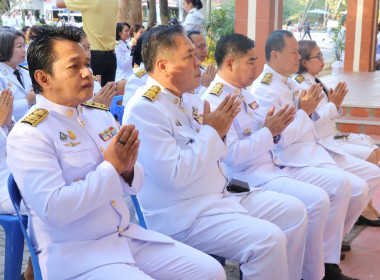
[164,35,201,94]
[273,35,301,76]
[42,40,93,107]
[191,34,207,63]
[232,48,258,88]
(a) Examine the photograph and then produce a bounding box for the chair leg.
[1,218,25,280]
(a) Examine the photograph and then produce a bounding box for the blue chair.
[109,95,125,122]
[0,213,27,280]
[130,194,242,279]
[8,174,43,280]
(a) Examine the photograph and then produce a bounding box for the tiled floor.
[340,188,380,280]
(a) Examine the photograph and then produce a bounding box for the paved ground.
[0,30,342,280]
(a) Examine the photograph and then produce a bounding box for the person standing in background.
[57,0,119,87]
[182,0,204,32]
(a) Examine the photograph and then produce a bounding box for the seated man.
[7,25,225,280]
[124,24,308,280]
[186,30,216,96]
[203,33,350,280]
[252,29,380,280]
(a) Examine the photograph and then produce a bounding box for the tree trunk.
[159,0,169,25]
[118,0,142,26]
[148,0,157,24]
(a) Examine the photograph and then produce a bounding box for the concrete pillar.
[344,0,379,72]
[235,0,283,73]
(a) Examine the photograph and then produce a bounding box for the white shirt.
[183,7,204,32]
[115,40,133,82]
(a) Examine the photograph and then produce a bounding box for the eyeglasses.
[307,53,323,60]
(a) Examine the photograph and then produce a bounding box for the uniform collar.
[300,71,315,84]
[263,64,291,84]
[145,76,184,108]
[0,62,22,75]
[37,94,85,119]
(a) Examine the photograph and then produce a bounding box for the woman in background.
[115,22,133,82]
[182,0,204,32]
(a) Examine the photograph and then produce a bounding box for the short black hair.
[0,29,24,62]
[142,24,184,72]
[132,31,150,67]
[27,25,82,93]
[297,40,317,74]
[186,29,201,42]
[116,22,130,41]
[185,0,203,10]
[130,24,143,38]
[215,33,255,68]
[265,30,294,62]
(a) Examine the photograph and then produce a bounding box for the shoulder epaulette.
[82,101,109,111]
[189,10,194,14]
[189,90,196,94]
[143,85,161,102]
[261,73,273,85]
[21,108,48,127]
[135,68,146,78]
[210,83,224,96]
[92,75,98,81]
[116,41,121,45]
[295,74,304,83]
[19,65,28,71]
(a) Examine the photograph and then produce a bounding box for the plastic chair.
[130,194,242,279]
[109,95,125,122]
[0,214,27,280]
[8,174,43,280]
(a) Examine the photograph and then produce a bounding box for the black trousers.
[90,50,117,87]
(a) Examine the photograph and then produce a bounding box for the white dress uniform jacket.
[122,67,148,106]
[183,7,204,32]
[7,95,175,279]
[251,64,338,167]
[293,72,377,159]
[203,75,289,185]
[0,62,33,121]
[194,66,208,96]
[115,40,133,82]
[125,77,246,236]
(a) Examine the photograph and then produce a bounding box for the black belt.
[90,50,115,55]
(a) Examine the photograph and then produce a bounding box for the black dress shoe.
[341,242,351,252]
[323,263,359,280]
[340,252,345,261]
[357,215,380,227]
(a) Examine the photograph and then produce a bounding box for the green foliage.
[204,0,235,60]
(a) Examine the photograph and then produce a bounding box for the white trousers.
[171,191,308,280]
[262,177,330,280]
[74,237,226,280]
[331,152,380,217]
[283,163,363,264]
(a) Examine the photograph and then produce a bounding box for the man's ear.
[156,58,169,77]
[270,50,279,63]
[224,57,235,72]
[34,70,50,90]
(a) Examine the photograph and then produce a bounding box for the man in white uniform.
[187,30,216,96]
[203,33,351,280]
[251,30,377,280]
[7,25,225,280]
[125,24,308,280]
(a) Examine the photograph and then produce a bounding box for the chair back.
[109,95,125,122]
[8,174,43,280]
[130,195,147,229]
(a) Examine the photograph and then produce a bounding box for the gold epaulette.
[189,90,196,94]
[21,108,49,127]
[143,85,161,102]
[82,101,109,111]
[261,73,273,85]
[209,83,224,96]
[189,10,194,14]
[92,75,98,81]
[295,74,304,83]
[135,68,146,78]
[116,41,121,45]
